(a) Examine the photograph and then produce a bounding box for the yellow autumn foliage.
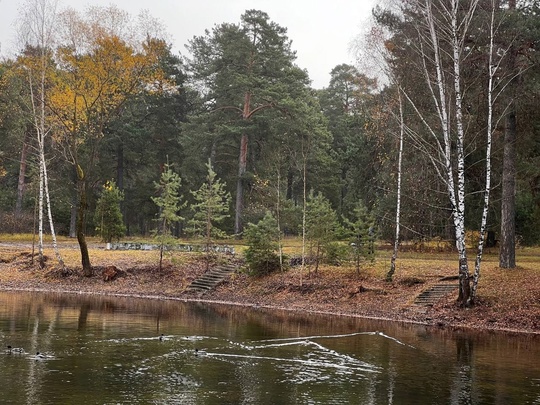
[48,32,169,144]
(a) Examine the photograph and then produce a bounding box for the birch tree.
[48,6,168,276]
[17,0,64,270]
[470,0,497,303]
[386,89,404,282]
[375,0,500,306]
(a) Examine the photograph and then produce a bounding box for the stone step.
[189,283,212,290]
[414,283,457,306]
[191,278,216,285]
[187,264,237,293]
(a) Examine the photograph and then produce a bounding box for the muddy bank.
[0,246,538,335]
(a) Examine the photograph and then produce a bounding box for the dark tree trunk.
[235,132,248,235]
[116,142,127,231]
[339,167,347,218]
[15,136,30,218]
[69,169,77,238]
[457,257,471,306]
[76,170,92,276]
[234,91,253,236]
[77,303,90,331]
[69,192,77,238]
[499,0,517,269]
[116,142,124,190]
[286,167,294,201]
[499,110,516,268]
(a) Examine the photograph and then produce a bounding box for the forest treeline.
[0,2,539,275]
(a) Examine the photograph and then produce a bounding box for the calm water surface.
[0,291,538,404]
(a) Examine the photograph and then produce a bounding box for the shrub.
[244,212,281,275]
[324,241,349,265]
[94,180,126,243]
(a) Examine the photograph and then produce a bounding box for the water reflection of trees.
[451,336,474,404]
[1,291,539,404]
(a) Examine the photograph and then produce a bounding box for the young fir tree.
[188,160,231,269]
[152,163,185,271]
[344,201,376,275]
[94,180,126,243]
[244,211,281,276]
[305,191,338,274]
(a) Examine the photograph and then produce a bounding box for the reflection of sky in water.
[102,332,384,379]
[58,331,390,403]
[199,333,384,384]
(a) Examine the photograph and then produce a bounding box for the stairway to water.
[187,264,237,293]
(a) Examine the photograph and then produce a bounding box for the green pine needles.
[244,211,281,275]
[152,163,185,270]
[94,180,126,243]
[188,160,231,269]
[305,191,338,273]
[344,201,376,274]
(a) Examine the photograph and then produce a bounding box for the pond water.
[0,291,538,404]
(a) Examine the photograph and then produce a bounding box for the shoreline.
[1,284,537,337]
[0,244,538,336]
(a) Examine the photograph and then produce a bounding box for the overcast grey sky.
[0,0,377,88]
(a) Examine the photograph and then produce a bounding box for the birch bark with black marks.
[386,89,404,282]
[19,0,65,270]
[470,0,498,304]
[397,0,483,305]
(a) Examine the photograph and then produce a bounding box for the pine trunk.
[15,135,30,219]
[235,132,248,236]
[500,110,516,268]
[499,0,517,269]
[234,91,253,236]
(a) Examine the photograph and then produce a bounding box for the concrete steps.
[414,283,458,306]
[187,264,236,293]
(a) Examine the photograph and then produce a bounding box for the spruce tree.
[152,163,184,271]
[344,202,376,275]
[305,191,338,273]
[244,211,281,275]
[188,160,231,269]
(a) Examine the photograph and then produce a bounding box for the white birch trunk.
[26,70,45,267]
[470,1,498,304]
[387,88,404,282]
[21,0,64,269]
[38,139,45,267]
[42,145,65,270]
[450,0,472,303]
[385,0,495,305]
[404,0,480,304]
[424,0,469,302]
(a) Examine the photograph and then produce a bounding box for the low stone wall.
[108,242,235,255]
